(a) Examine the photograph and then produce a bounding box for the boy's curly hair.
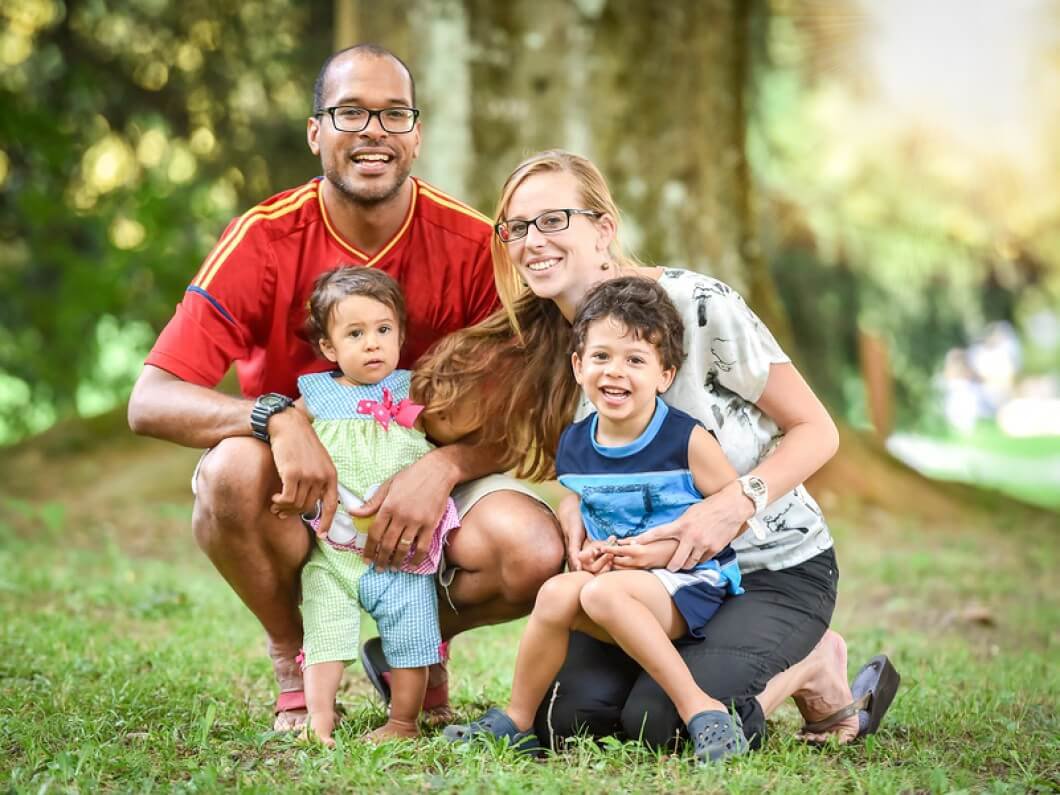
[571,277,685,371]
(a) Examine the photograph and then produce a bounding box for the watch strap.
[737,474,768,515]
[251,393,294,443]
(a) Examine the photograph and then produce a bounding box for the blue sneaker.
[687,709,748,764]
[442,708,543,756]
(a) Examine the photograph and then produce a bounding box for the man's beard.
[325,161,412,207]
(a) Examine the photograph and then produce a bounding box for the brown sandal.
[800,654,901,740]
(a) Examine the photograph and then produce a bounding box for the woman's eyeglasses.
[495,209,601,243]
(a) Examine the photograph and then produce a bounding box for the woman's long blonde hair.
[412,150,637,481]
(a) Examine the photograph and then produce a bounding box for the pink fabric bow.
[357,388,423,431]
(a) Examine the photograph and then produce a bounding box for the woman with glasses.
[413,150,899,753]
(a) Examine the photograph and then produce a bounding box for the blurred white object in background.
[997,397,1060,437]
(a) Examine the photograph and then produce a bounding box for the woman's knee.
[620,689,682,749]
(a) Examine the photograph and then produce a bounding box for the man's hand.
[268,409,338,532]
[353,450,458,570]
[558,493,587,571]
[577,538,616,575]
[631,482,752,571]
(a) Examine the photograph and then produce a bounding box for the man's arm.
[128,364,338,530]
[127,365,256,448]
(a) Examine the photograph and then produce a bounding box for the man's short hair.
[571,277,686,372]
[312,43,416,114]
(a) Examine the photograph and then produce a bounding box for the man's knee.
[499,506,563,603]
[459,494,563,604]
[192,438,276,544]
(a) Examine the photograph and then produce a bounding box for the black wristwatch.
[250,393,294,444]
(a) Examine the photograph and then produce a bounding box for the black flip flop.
[359,636,391,705]
[800,654,901,739]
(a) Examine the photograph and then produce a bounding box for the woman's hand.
[632,480,753,571]
[558,492,587,571]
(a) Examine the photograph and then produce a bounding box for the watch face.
[258,394,288,411]
[749,477,767,497]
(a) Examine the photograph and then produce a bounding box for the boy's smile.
[572,316,675,444]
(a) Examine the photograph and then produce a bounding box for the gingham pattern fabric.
[299,370,434,499]
[359,568,443,668]
[298,369,456,574]
[297,368,454,667]
[301,541,370,666]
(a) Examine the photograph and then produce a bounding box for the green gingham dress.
[298,369,458,669]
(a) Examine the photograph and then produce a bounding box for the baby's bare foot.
[365,717,420,743]
[296,725,336,748]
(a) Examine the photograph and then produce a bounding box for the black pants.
[532,547,838,750]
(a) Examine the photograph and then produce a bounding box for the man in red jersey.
[128,44,563,730]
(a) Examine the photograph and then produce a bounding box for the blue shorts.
[651,562,743,639]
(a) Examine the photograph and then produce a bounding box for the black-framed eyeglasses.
[495,209,601,243]
[315,105,420,134]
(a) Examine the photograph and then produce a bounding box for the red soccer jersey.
[146,177,499,398]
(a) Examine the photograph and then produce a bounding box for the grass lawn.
[1,493,1057,793]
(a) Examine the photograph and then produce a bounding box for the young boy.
[444,277,754,764]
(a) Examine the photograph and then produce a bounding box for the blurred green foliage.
[753,9,1060,429]
[0,0,328,438]
[0,0,1057,442]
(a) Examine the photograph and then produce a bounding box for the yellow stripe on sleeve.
[195,184,319,291]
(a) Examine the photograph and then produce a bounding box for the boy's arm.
[688,425,740,496]
[558,490,591,571]
[609,537,680,570]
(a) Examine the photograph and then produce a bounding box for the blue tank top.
[556,398,738,574]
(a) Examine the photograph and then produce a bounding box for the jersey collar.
[317,177,419,266]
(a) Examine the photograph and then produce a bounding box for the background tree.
[1,0,1055,490]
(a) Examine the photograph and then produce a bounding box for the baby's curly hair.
[571,276,685,371]
[305,266,407,349]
